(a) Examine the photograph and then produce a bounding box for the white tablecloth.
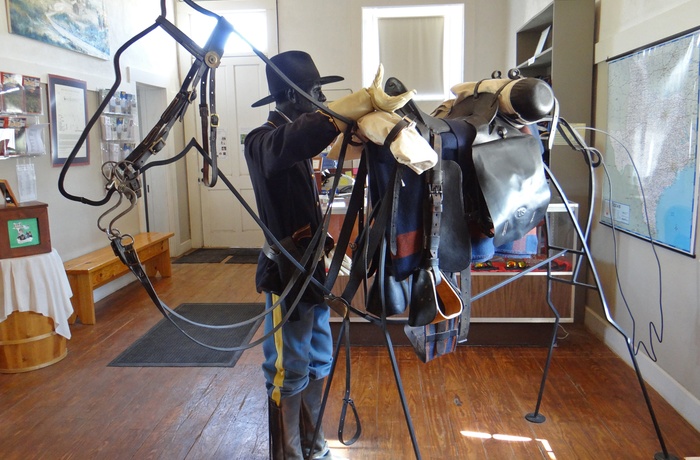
[0,249,73,339]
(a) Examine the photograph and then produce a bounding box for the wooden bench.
[64,232,174,325]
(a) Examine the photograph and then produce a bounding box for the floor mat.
[108,303,264,367]
[174,248,260,264]
[225,248,260,264]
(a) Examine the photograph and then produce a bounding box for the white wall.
[588,0,700,430]
[0,0,184,299]
[509,0,700,431]
[276,0,511,108]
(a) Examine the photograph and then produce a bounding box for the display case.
[470,201,579,323]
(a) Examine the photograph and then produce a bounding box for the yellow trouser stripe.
[271,294,284,405]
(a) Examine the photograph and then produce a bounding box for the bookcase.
[515,0,595,208]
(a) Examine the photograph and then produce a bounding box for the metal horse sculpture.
[57,2,678,460]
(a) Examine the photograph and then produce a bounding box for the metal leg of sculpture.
[376,236,421,459]
[537,164,679,460]
[524,252,561,423]
[380,315,422,460]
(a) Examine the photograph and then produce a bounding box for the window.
[189,10,268,55]
[362,5,464,102]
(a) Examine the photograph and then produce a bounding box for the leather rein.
[57,0,365,351]
[55,1,426,448]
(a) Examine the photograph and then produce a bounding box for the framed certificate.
[48,74,90,166]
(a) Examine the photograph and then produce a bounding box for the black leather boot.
[269,394,304,460]
[300,378,331,459]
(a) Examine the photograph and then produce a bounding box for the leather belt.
[262,239,281,263]
[262,223,335,264]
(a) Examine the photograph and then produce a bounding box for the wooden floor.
[1,262,699,460]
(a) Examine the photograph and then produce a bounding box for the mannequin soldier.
[244,50,412,459]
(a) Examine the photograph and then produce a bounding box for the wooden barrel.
[0,311,67,373]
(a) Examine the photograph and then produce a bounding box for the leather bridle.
[56,2,396,451]
[57,0,358,342]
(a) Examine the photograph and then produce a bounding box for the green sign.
[8,218,40,249]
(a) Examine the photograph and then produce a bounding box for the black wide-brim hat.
[251,50,344,107]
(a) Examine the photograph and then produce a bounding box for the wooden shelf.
[515,0,595,113]
[517,47,552,71]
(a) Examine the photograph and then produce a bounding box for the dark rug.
[225,248,260,264]
[109,303,265,367]
[174,248,260,264]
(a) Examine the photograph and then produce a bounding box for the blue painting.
[7,0,109,60]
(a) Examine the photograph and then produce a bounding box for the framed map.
[602,29,700,256]
[7,0,109,60]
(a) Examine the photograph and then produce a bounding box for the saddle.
[389,75,552,249]
[362,74,552,356]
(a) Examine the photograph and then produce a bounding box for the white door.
[175,1,278,248]
[199,56,269,247]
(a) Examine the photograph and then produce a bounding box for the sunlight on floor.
[461,430,557,459]
[324,430,557,459]
[326,440,351,460]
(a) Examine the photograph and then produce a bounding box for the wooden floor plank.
[1,263,699,459]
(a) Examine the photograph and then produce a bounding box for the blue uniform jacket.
[244,110,339,297]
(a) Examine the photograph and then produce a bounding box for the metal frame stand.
[320,147,679,460]
[380,316,423,459]
[524,164,679,460]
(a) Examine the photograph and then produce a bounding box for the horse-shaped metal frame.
[56,2,678,459]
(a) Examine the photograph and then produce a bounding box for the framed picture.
[0,180,18,206]
[48,74,90,167]
[7,217,40,248]
[7,0,109,60]
[602,29,700,256]
[0,201,51,258]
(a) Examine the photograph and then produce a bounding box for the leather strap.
[337,309,362,446]
[324,152,368,290]
[200,67,219,187]
[109,233,284,351]
[383,115,415,149]
[425,133,443,283]
[458,270,472,342]
[339,164,401,303]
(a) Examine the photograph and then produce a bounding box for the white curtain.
[378,16,444,97]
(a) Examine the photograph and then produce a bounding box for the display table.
[1,249,73,339]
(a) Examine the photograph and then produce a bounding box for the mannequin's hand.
[358,111,436,174]
[326,64,416,131]
[368,64,416,112]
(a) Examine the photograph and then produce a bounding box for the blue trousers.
[262,292,333,405]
